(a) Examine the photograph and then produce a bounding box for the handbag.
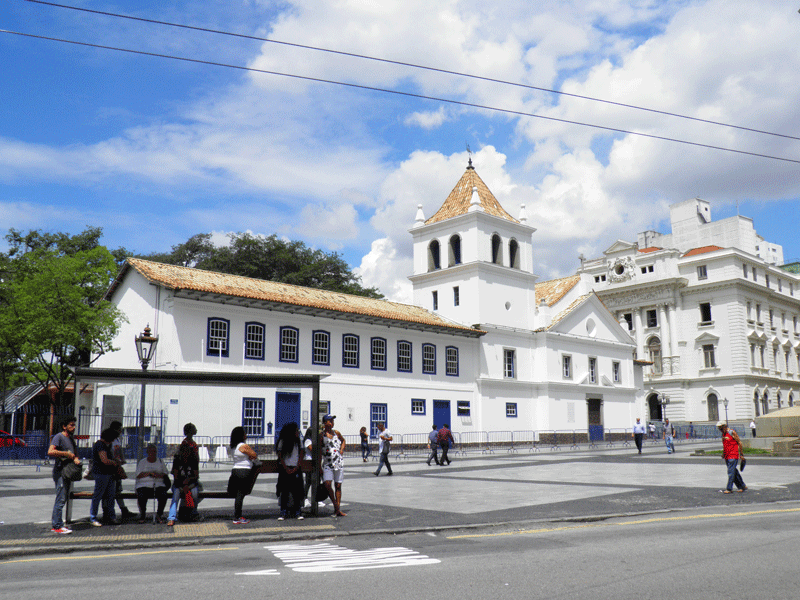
[116,465,128,480]
[62,461,83,482]
[739,456,747,471]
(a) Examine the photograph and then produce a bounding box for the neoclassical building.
[573,198,800,423]
[89,161,640,441]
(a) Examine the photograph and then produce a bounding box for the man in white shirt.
[373,422,393,476]
[633,418,646,454]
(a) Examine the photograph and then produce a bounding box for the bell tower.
[409,159,538,329]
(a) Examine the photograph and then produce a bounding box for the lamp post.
[722,397,729,425]
[659,392,670,421]
[134,325,158,463]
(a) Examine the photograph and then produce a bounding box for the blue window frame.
[397,340,412,373]
[457,400,471,416]
[506,403,517,418]
[342,334,360,368]
[422,343,436,374]
[207,317,230,357]
[411,398,426,415]
[279,326,299,363]
[244,322,265,360]
[242,397,265,437]
[445,346,459,376]
[371,337,387,370]
[312,330,330,365]
[370,403,388,438]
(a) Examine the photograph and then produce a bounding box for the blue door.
[588,398,603,441]
[275,392,301,437]
[433,399,450,429]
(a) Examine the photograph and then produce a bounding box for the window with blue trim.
[245,322,265,360]
[371,337,387,370]
[370,403,387,437]
[422,343,436,374]
[506,403,517,418]
[312,330,330,365]
[445,346,459,376]
[242,397,265,437]
[279,326,299,363]
[343,334,360,368]
[207,317,230,357]
[411,399,426,415]
[397,340,412,372]
[457,400,471,416]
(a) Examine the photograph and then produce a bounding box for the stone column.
[667,302,679,375]
[658,304,671,375]
[634,308,644,359]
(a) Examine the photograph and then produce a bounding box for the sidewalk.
[3,439,800,560]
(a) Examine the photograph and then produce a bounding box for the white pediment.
[695,331,720,344]
[604,240,637,255]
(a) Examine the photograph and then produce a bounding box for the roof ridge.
[425,166,518,225]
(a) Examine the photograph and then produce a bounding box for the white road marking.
[265,542,440,572]
[235,569,280,576]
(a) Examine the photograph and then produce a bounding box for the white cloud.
[404,107,449,130]
[356,238,413,304]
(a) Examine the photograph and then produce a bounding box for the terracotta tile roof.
[545,293,593,330]
[682,245,724,257]
[638,246,662,253]
[426,165,518,225]
[535,275,580,307]
[121,258,483,336]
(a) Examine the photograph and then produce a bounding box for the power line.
[2,28,799,166]
[22,0,800,143]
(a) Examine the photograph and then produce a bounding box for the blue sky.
[2,0,799,302]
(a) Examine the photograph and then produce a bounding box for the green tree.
[0,229,127,417]
[140,232,383,298]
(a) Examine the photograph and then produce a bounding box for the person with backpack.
[373,422,393,476]
[47,416,82,534]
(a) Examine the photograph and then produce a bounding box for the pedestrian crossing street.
[235,542,440,575]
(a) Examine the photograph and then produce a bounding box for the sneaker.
[52,527,72,534]
[303,498,312,509]
[277,516,285,521]
[297,515,304,520]
[318,501,326,508]
[232,518,250,524]
[90,520,102,527]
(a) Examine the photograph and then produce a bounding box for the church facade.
[90,161,640,441]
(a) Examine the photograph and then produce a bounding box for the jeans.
[440,442,451,465]
[361,443,372,461]
[375,452,392,475]
[427,445,440,465]
[52,474,71,529]
[665,435,675,453]
[726,459,745,491]
[168,485,200,521]
[90,473,117,522]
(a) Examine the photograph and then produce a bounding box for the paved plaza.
[2,439,800,559]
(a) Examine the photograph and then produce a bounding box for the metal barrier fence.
[0,425,738,466]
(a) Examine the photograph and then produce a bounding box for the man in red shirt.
[717,421,746,493]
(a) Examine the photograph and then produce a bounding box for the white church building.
[89,160,640,443]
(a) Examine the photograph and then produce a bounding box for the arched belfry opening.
[428,239,440,271]
[448,235,462,267]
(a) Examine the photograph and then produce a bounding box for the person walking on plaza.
[89,428,122,527]
[275,422,304,520]
[321,414,346,517]
[134,443,169,523]
[230,426,260,524]
[167,423,201,526]
[438,424,454,465]
[750,419,757,438]
[359,426,372,462]
[649,421,656,439]
[717,421,747,493]
[48,416,82,534]
[633,418,645,454]
[374,422,393,476]
[663,418,675,454]
[426,424,440,465]
[110,420,134,521]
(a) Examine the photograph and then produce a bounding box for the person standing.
[47,416,81,534]
[426,424,440,466]
[89,428,121,527]
[359,426,372,463]
[663,418,675,454]
[110,420,134,521]
[648,422,656,439]
[750,420,757,438]
[134,443,169,523]
[167,423,201,526]
[320,414,346,517]
[230,426,260,524]
[374,422,393,476]
[275,422,304,520]
[438,424,454,465]
[717,421,747,493]
[633,418,645,454]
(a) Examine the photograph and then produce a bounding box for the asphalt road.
[5,503,799,600]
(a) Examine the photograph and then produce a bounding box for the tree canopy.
[139,232,383,298]
[0,228,127,408]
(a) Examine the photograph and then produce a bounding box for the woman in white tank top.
[229,426,259,524]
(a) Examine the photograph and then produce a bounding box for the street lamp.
[659,392,670,421]
[134,325,159,463]
[722,397,729,425]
